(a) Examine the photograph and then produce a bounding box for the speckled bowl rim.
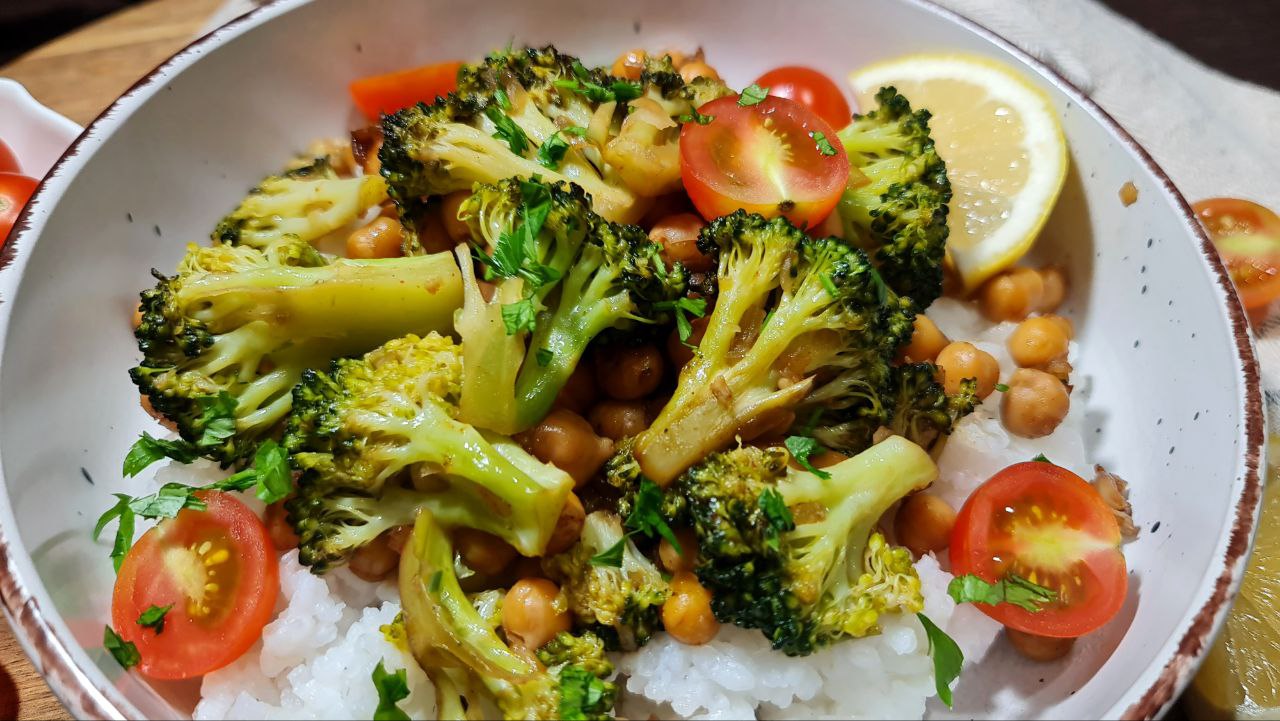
[0,0,1264,718]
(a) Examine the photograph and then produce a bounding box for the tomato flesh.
[753,66,853,129]
[0,172,38,249]
[350,60,464,122]
[1194,198,1280,310]
[680,94,850,228]
[950,462,1127,638]
[112,492,278,679]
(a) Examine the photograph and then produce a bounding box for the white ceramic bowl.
[0,1,1264,718]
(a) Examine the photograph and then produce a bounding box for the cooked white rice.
[189,298,1085,721]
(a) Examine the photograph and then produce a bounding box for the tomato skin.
[1193,198,1280,311]
[753,66,853,129]
[112,492,278,679]
[350,60,464,122]
[680,94,850,227]
[950,462,1127,638]
[0,139,20,174]
[0,173,38,248]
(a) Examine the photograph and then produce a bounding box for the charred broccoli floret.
[675,436,937,655]
[284,333,574,563]
[836,87,951,307]
[131,243,461,465]
[455,177,686,434]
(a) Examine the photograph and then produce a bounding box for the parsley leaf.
[136,604,172,634]
[252,439,292,504]
[559,664,611,719]
[195,391,238,449]
[371,660,412,721]
[1031,453,1051,463]
[758,487,795,551]
[810,131,838,156]
[655,297,708,345]
[536,348,554,367]
[625,479,681,554]
[536,131,572,170]
[563,125,589,137]
[502,299,538,335]
[103,626,140,670]
[918,613,963,708]
[554,65,642,103]
[94,494,135,572]
[784,435,832,480]
[738,83,769,106]
[484,105,529,156]
[679,109,716,125]
[947,574,1059,612]
[589,537,627,568]
[994,383,1010,393]
[123,433,197,477]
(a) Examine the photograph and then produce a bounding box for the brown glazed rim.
[0,0,1264,718]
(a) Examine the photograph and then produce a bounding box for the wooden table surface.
[0,2,224,715]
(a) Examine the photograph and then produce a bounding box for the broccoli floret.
[885,362,978,448]
[455,177,686,434]
[676,436,937,655]
[401,511,618,720]
[131,244,462,466]
[543,511,670,650]
[379,45,731,228]
[632,211,906,484]
[284,333,574,560]
[836,87,951,308]
[212,157,388,250]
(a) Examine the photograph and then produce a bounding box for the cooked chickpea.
[894,493,956,558]
[553,363,598,414]
[503,578,572,651]
[662,572,720,645]
[596,344,665,400]
[649,213,713,272]
[348,532,399,582]
[935,341,1000,399]
[667,316,709,369]
[978,267,1044,322]
[545,492,586,556]
[264,501,299,551]
[1006,627,1075,662]
[588,400,648,440]
[385,525,412,554]
[1001,368,1070,438]
[440,190,472,244]
[139,395,178,432]
[522,409,613,486]
[454,528,517,575]
[1008,317,1070,368]
[900,315,949,363]
[1037,266,1068,312]
[679,60,720,83]
[131,305,144,330]
[346,217,404,259]
[658,529,699,574]
[611,49,648,80]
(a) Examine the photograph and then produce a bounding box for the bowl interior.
[0,0,1259,718]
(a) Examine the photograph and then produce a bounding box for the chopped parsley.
[784,435,832,480]
[679,109,716,125]
[371,660,412,721]
[589,537,627,568]
[947,573,1059,612]
[738,83,770,106]
[918,613,963,708]
[536,131,572,170]
[136,604,172,634]
[501,299,539,335]
[103,625,140,670]
[810,131,838,156]
[625,479,681,555]
[655,297,708,346]
[994,383,1010,393]
[484,105,530,155]
[758,487,795,551]
[1031,453,1051,463]
[536,348,554,367]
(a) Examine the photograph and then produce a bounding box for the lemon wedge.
[849,54,1068,290]
[1186,437,1280,719]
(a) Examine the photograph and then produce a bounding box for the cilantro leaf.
[536,131,572,170]
[679,109,716,125]
[784,435,832,480]
[625,480,681,554]
[947,574,1059,612]
[559,664,612,719]
[252,439,292,504]
[758,487,795,551]
[536,348,554,368]
[810,131,838,156]
[994,383,1010,393]
[589,537,627,568]
[372,660,412,721]
[195,392,238,449]
[1031,453,1051,463]
[918,612,963,708]
[123,433,197,477]
[103,625,140,670]
[484,105,529,156]
[738,83,769,106]
[136,604,172,634]
[502,299,538,335]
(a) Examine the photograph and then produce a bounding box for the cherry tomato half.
[0,173,38,248]
[680,94,850,227]
[0,139,20,174]
[1194,197,1280,311]
[349,60,464,122]
[950,462,1127,638]
[112,492,278,679]
[753,66,852,129]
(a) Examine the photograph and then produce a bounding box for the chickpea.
[649,213,713,272]
[894,493,956,558]
[662,572,720,645]
[667,316,709,369]
[415,206,455,255]
[553,363,599,415]
[596,344,665,400]
[1006,627,1075,662]
[1038,266,1068,313]
[679,60,720,84]
[978,267,1044,322]
[348,532,399,582]
[545,492,586,556]
[503,578,572,651]
[131,305,145,330]
[658,529,699,574]
[611,49,648,80]
[139,395,178,432]
[1040,313,1073,340]
[588,400,648,440]
[454,528,517,575]
[385,524,412,554]
[1008,317,1070,368]
[510,556,546,581]
[1001,368,1070,438]
[935,342,1000,399]
[264,501,299,551]
[439,190,472,245]
[522,409,613,486]
[346,217,404,259]
[899,315,949,363]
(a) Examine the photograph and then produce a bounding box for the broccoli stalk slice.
[455,247,527,434]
